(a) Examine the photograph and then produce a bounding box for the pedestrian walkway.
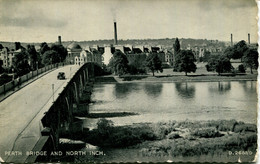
[0,69,54,102]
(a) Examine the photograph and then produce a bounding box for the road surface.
[0,65,80,162]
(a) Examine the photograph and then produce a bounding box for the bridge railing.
[41,63,95,131]
[0,63,68,96]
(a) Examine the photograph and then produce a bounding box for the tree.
[128,54,147,74]
[0,44,3,50]
[50,44,68,62]
[233,40,248,60]
[242,48,258,74]
[40,42,50,55]
[237,64,246,73]
[97,118,114,137]
[223,46,235,59]
[27,45,41,70]
[0,60,4,74]
[224,40,248,60]
[15,42,21,50]
[42,50,60,65]
[145,52,163,76]
[206,55,233,75]
[13,49,31,76]
[108,50,129,75]
[201,51,211,62]
[174,38,180,55]
[173,50,196,76]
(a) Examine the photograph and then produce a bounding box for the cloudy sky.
[0,0,258,43]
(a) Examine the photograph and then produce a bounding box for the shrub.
[191,127,223,138]
[237,64,246,73]
[224,133,257,151]
[167,132,181,139]
[152,121,176,139]
[233,124,257,133]
[86,119,157,148]
[128,64,146,75]
[97,118,114,137]
[174,121,203,129]
[205,120,238,132]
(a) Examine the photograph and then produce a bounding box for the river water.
[78,81,257,163]
[83,81,257,129]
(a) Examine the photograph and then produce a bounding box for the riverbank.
[73,119,257,163]
[96,63,258,83]
[95,72,257,83]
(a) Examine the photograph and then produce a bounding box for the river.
[83,81,257,129]
[72,80,258,163]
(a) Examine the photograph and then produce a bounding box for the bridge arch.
[79,75,83,98]
[73,82,79,104]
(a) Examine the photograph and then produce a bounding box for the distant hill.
[0,38,227,50]
[61,38,227,49]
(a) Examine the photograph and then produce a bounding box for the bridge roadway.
[0,65,80,162]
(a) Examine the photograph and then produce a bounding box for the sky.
[0,0,258,43]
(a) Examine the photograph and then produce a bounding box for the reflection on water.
[239,81,256,92]
[208,82,231,94]
[81,81,257,163]
[218,81,231,92]
[114,83,138,99]
[144,83,163,98]
[175,82,195,99]
[88,81,257,126]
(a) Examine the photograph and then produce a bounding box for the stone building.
[75,46,102,66]
[103,45,114,65]
[0,47,14,68]
[67,42,82,64]
[0,47,24,68]
[164,49,174,66]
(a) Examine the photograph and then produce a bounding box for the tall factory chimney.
[114,22,118,45]
[58,36,62,45]
[248,33,250,45]
[231,33,233,46]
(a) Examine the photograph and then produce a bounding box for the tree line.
[107,50,163,76]
[1,38,257,78]
[0,42,68,76]
[206,40,258,75]
[108,38,258,76]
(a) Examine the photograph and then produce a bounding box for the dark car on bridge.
[57,72,66,80]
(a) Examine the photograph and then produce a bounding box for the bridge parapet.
[0,63,67,100]
[40,63,95,151]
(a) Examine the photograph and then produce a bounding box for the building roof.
[67,42,82,50]
[35,45,41,52]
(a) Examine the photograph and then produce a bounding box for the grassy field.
[96,63,257,83]
[111,62,257,83]
[149,62,257,76]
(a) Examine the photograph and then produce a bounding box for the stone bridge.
[1,63,96,163]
